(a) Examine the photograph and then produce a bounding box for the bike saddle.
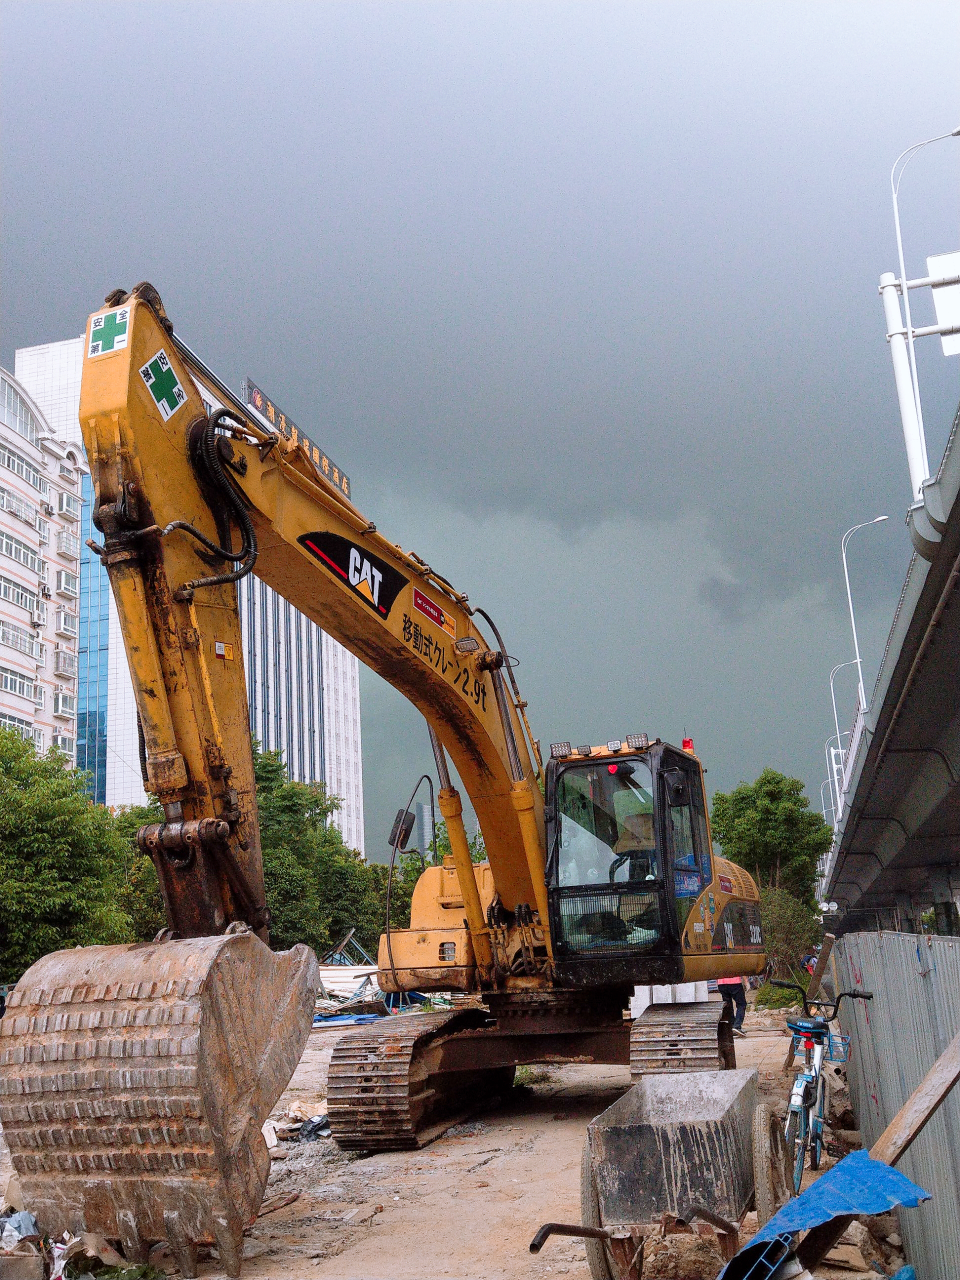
[786,1016,829,1035]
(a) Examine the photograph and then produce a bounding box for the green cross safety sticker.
[139,350,187,420]
[88,307,130,357]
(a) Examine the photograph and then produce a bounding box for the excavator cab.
[545,742,709,988]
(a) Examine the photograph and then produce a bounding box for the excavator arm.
[78,284,548,978]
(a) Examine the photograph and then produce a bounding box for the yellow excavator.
[0,286,764,1275]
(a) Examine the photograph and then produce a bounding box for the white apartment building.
[0,368,85,761]
[15,338,365,854]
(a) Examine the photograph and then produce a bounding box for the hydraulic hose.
[161,410,259,599]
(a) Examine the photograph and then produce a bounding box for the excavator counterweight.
[0,286,765,1271]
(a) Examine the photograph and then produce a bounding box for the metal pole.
[880,272,928,498]
[887,127,960,493]
[820,779,835,826]
[829,659,860,754]
[825,736,839,820]
[831,744,844,809]
[841,518,888,710]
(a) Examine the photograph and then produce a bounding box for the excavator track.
[629,1000,734,1079]
[327,1008,508,1151]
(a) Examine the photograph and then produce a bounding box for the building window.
[56,608,78,638]
[0,574,37,615]
[0,710,38,743]
[0,529,41,577]
[56,530,80,560]
[0,664,39,703]
[52,731,75,755]
[56,570,79,598]
[58,491,81,521]
[53,690,76,720]
[0,442,49,496]
[53,647,77,679]
[0,377,41,449]
[0,620,42,661]
[0,483,39,529]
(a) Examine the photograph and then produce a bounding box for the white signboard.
[927,251,960,356]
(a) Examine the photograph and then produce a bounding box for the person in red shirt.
[717,975,747,1037]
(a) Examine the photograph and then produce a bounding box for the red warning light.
[682,737,695,753]
[608,764,618,774]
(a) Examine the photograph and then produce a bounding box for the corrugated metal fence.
[835,931,960,1280]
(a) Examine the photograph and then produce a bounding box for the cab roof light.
[550,742,571,760]
[682,737,695,753]
[626,733,649,750]
[577,744,593,757]
[606,739,623,753]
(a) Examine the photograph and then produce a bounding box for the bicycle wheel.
[753,1102,793,1222]
[786,1107,808,1194]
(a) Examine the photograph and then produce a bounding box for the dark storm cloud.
[3,2,959,847]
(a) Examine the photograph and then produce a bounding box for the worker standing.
[717,974,747,1037]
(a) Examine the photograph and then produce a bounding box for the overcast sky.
[3,2,959,859]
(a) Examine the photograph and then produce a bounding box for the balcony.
[56,530,80,560]
[56,570,79,599]
[55,609,78,638]
[53,690,76,720]
[53,648,77,679]
[58,492,81,522]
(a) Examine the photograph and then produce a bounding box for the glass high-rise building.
[15,338,364,854]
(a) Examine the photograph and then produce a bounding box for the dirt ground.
[191,1008,865,1280]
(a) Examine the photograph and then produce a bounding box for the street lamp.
[820,779,835,827]
[829,659,861,754]
[842,518,888,710]
[890,126,960,486]
[825,734,845,821]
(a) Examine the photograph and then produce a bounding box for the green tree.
[110,747,377,957]
[113,800,166,941]
[0,730,132,982]
[758,886,822,981]
[710,768,830,906]
[430,818,487,864]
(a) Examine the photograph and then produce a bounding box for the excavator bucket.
[0,931,318,1278]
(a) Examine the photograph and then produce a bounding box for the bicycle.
[770,978,873,1194]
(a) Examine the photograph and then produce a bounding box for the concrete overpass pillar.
[927,868,960,936]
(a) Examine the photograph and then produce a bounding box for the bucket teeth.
[0,933,318,1278]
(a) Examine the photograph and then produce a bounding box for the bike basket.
[827,1032,850,1063]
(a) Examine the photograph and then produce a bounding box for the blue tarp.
[752,1149,930,1244]
[312,1012,382,1026]
[718,1152,929,1280]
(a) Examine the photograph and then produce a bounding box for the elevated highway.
[823,399,960,933]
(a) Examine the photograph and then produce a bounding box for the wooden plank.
[870,1028,960,1164]
[781,934,835,1074]
[796,1028,960,1269]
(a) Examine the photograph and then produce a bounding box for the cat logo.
[348,547,382,606]
[298,531,407,618]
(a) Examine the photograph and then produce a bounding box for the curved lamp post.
[842,518,888,710]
